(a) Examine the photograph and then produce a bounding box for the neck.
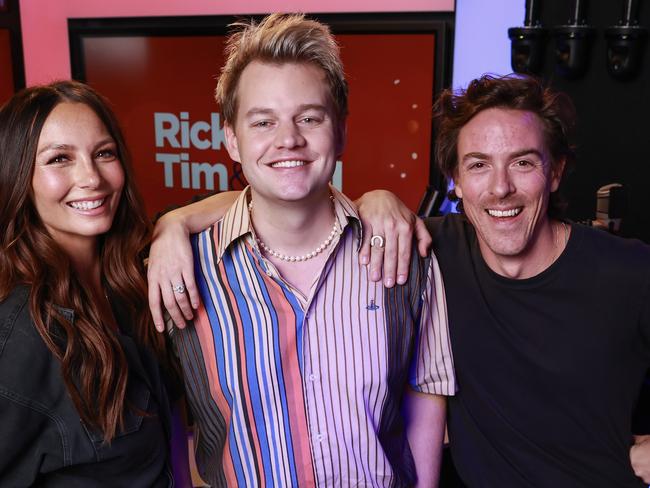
[484,218,569,279]
[249,188,336,255]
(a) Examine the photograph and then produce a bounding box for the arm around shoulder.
[148,191,241,330]
[354,189,432,287]
[160,190,241,235]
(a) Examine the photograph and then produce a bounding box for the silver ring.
[172,283,186,294]
[370,235,385,249]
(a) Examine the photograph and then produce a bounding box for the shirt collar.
[215,185,363,263]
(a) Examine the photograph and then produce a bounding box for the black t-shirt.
[427,215,650,488]
[632,370,650,433]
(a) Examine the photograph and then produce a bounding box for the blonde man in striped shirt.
[151,14,455,487]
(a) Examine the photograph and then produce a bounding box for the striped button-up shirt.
[172,188,455,487]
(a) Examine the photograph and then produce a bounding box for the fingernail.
[360,255,368,265]
[371,270,380,281]
[192,302,199,309]
[397,274,406,285]
[384,277,394,287]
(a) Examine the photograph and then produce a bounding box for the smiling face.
[454,108,564,273]
[224,61,343,207]
[31,102,124,256]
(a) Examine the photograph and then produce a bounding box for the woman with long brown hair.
[0,81,188,486]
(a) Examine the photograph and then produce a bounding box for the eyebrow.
[36,138,115,156]
[296,104,328,113]
[244,104,329,118]
[36,143,74,156]
[461,148,545,162]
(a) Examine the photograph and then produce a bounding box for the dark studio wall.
[535,1,650,243]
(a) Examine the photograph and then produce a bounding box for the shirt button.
[315,433,327,442]
[265,269,273,277]
[308,372,319,382]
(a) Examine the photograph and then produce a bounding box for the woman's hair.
[0,80,169,442]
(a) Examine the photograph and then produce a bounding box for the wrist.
[154,209,190,238]
[356,189,391,204]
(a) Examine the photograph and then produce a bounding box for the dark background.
[536,0,650,243]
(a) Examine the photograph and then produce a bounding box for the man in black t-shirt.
[427,74,650,487]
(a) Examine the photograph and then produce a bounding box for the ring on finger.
[370,235,385,249]
[172,283,186,294]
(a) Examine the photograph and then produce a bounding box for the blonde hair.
[216,13,348,125]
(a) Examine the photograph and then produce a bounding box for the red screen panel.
[83,32,435,217]
[0,29,14,105]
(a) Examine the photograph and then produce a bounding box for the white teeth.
[69,198,105,211]
[487,208,521,217]
[270,160,306,168]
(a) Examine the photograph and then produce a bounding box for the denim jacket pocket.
[81,376,152,460]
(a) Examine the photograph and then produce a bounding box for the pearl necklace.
[248,201,340,262]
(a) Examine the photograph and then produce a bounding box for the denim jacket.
[0,286,174,487]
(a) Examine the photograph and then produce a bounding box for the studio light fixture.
[508,0,546,74]
[553,0,595,79]
[605,0,647,80]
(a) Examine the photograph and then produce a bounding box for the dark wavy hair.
[433,74,576,218]
[0,81,169,442]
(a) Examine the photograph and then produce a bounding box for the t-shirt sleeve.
[409,251,456,396]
